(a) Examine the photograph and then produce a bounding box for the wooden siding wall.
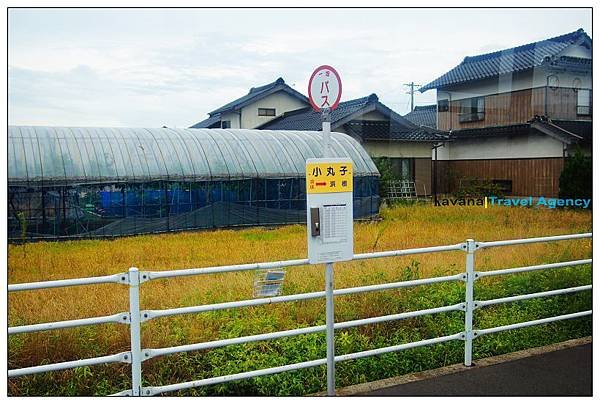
[437,87,589,130]
[414,158,431,195]
[433,158,564,197]
[546,87,591,120]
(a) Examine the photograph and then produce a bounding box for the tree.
[559,147,592,201]
[372,157,398,198]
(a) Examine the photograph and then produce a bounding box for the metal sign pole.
[321,108,336,396]
[322,108,331,158]
[325,262,335,396]
[308,66,341,396]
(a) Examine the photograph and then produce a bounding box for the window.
[258,108,276,117]
[438,99,449,112]
[390,158,414,181]
[459,97,485,122]
[577,89,592,116]
[221,120,231,129]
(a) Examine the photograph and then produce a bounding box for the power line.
[403,82,422,112]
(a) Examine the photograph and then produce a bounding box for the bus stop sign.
[308,65,342,112]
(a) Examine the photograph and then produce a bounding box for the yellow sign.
[306,161,353,194]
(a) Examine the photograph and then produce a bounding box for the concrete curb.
[314,336,592,396]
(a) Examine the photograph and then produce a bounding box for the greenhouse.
[8,127,380,241]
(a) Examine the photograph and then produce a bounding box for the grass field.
[8,204,592,396]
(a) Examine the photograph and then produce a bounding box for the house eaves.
[403,105,437,128]
[530,120,583,144]
[190,113,221,129]
[208,77,308,115]
[421,29,591,92]
[447,119,585,145]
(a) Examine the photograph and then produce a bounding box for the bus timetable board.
[306,158,354,264]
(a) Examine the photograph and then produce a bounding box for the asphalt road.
[363,343,592,396]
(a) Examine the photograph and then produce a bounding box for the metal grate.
[387,180,418,200]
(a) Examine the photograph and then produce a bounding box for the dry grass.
[8,204,592,369]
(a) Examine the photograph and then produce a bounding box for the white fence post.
[6,233,592,396]
[464,239,476,366]
[325,262,335,396]
[128,267,142,396]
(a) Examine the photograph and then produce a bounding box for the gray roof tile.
[208,77,307,115]
[403,105,437,128]
[447,118,590,145]
[421,29,591,91]
[190,77,308,128]
[344,120,447,142]
[190,114,221,129]
[259,94,379,131]
[260,94,446,142]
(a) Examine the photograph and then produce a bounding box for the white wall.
[559,44,592,59]
[434,133,565,160]
[437,70,591,102]
[437,70,536,101]
[219,112,240,128]
[241,91,307,129]
[435,44,592,102]
[531,68,592,92]
[364,141,432,158]
[434,143,450,160]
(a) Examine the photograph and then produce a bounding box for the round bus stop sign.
[308,65,342,112]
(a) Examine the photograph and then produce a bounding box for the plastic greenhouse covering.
[8,127,380,241]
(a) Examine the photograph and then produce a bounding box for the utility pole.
[404,82,422,112]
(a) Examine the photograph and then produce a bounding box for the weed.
[7,205,591,396]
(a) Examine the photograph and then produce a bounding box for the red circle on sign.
[308,65,342,112]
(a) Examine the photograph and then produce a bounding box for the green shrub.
[559,147,592,201]
[372,157,398,198]
[453,177,505,199]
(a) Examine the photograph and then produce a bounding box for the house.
[403,104,437,129]
[190,77,308,129]
[420,28,592,197]
[258,94,446,195]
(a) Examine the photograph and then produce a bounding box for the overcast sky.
[8,8,592,128]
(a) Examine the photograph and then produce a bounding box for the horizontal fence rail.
[8,312,130,335]
[141,273,465,322]
[476,259,592,278]
[477,232,592,248]
[8,233,592,396]
[8,273,129,292]
[474,310,593,338]
[475,285,593,309]
[8,352,131,378]
[144,332,466,397]
[142,303,466,361]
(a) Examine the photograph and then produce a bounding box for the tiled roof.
[209,77,307,115]
[447,118,590,145]
[190,114,221,129]
[421,29,591,91]
[259,94,380,131]
[190,77,308,128]
[530,120,582,144]
[552,120,591,143]
[449,124,532,139]
[260,94,445,142]
[344,120,447,142]
[403,105,437,128]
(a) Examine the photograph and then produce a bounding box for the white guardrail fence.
[8,233,592,396]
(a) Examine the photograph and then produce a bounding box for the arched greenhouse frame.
[8,127,380,241]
